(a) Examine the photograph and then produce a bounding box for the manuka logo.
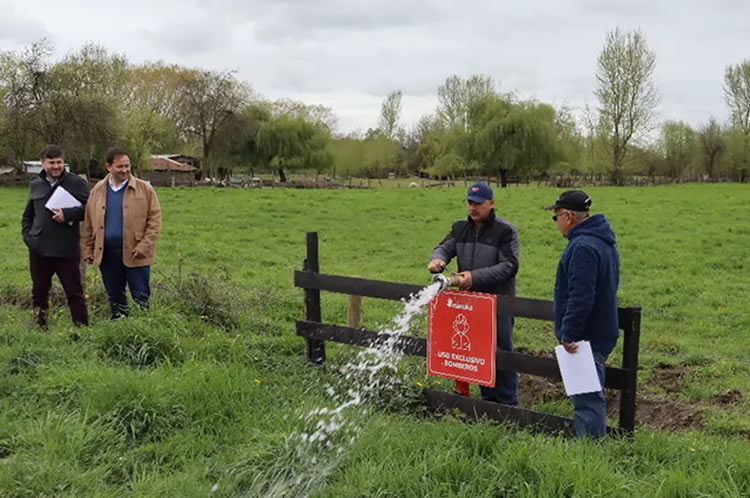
[446,297,473,311]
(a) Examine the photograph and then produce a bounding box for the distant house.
[144,154,201,186]
[22,161,71,175]
[150,154,200,173]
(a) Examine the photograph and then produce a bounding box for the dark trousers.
[99,248,151,319]
[479,315,518,405]
[29,249,88,326]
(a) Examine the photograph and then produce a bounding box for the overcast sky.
[2,0,748,133]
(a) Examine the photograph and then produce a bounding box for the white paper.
[554,341,602,396]
[45,186,82,212]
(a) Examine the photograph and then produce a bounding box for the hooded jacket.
[554,213,620,354]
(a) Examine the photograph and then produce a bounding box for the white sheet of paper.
[45,186,82,212]
[554,341,602,396]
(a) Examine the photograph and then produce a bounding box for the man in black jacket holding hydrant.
[21,145,90,328]
[428,181,520,405]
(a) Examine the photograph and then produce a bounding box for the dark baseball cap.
[465,181,493,203]
[545,190,592,211]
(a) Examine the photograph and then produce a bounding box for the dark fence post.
[303,232,325,364]
[618,307,641,434]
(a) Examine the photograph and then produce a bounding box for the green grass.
[1,183,750,496]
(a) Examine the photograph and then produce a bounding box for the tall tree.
[378,90,403,139]
[595,27,659,184]
[468,95,559,187]
[210,103,272,178]
[661,121,695,179]
[256,115,332,182]
[437,74,495,130]
[724,61,750,181]
[269,98,338,134]
[0,40,54,167]
[174,69,253,179]
[698,118,725,179]
[724,60,750,135]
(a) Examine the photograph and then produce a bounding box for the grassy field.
[1,183,749,496]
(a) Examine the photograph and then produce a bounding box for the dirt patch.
[711,388,743,405]
[605,391,704,431]
[651,362,689,394]
[518,374,567,407]
[516,361,705,432]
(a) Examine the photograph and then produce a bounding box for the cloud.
[141,15,239,56]
[1,0,744,131]
[0,7,50,46]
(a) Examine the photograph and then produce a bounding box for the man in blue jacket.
[546,190,619,438]
[429,181,520,405]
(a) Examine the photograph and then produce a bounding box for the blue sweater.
[104,185,125,251]
[554,214,620,354]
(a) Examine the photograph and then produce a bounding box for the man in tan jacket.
[81,147,161,318]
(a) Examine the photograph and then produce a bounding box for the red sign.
[427,290,497,386]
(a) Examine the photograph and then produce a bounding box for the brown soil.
[516,361,706,432]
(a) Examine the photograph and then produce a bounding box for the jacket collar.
[38,168,67,184]
[103,173,137,190]
[465,208,496,231]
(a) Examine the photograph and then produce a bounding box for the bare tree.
[378,90,402,139]
[174,69,253,179]
[724,60,750,181]
[724,60,750,134]
[595,27,659,184]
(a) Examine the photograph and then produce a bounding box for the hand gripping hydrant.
[430,273,471,397]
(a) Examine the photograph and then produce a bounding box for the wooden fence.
[294,232,641,437]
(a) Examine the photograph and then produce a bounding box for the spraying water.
[299,281,442,452]
[248,282,443,497]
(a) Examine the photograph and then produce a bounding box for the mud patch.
[518,374,567,407]
[711,388,743,405]
[606,391,704,431]
[651,362,689,394]
[514,353,706,432]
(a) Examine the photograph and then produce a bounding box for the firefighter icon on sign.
[451,313,471,351]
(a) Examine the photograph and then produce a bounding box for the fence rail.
[295,232,642,436]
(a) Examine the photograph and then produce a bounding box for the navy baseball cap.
[465,181,493,203]
[545,190,592,211]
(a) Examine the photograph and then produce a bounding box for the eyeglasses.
[552,211,570,222]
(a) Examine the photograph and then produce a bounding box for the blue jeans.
[100,248,151,319]
[571,351,608,439]
[480,315,518,405]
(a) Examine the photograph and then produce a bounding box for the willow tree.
[698,118,725,179]
[469,96,559,187]
[256,115,332,182]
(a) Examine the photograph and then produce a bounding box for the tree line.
[1,29,749,185]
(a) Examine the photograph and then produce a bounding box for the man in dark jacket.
[546,190,620,438]
[21,145,90,328]
[428,181,520,405]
